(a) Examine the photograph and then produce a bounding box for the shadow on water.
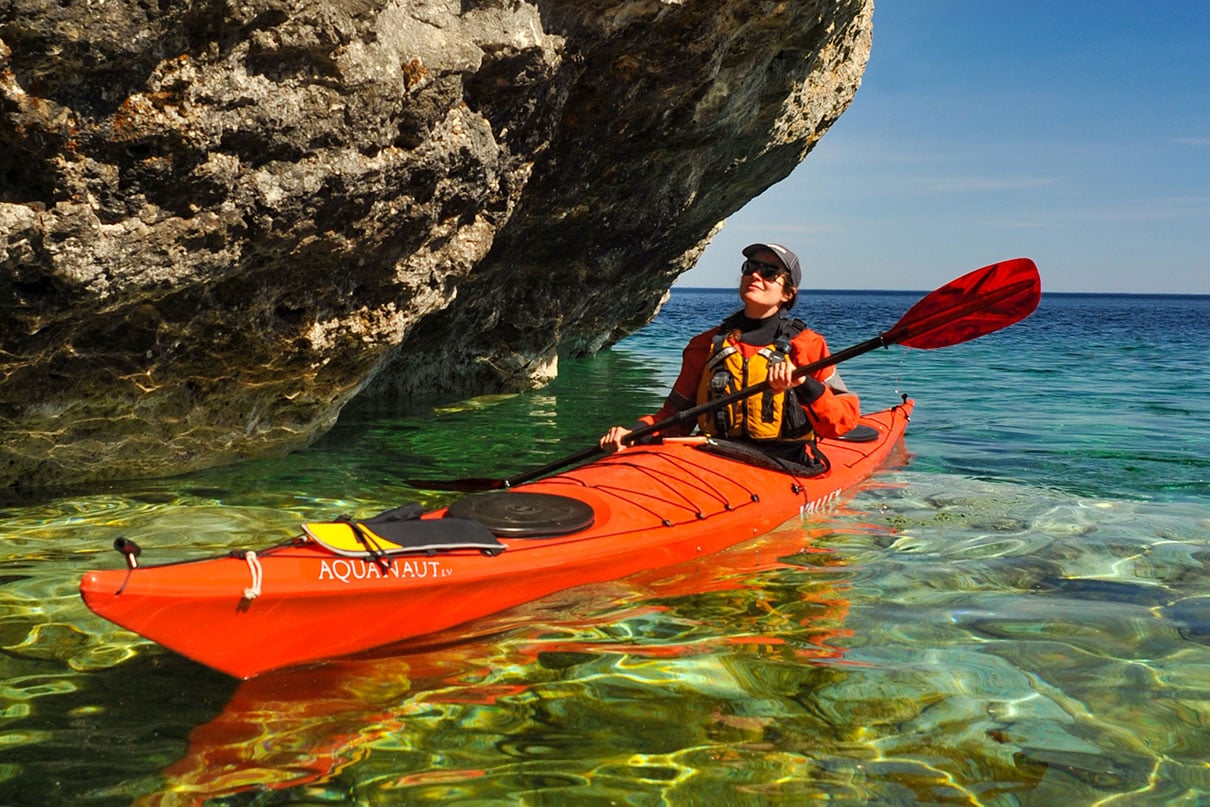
[0,650,236,806]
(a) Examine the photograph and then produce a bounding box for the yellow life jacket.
[696,318,813,442]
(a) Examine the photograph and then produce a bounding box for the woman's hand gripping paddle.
[408,258,1041,492]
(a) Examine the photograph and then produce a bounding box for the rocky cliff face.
[0,0,872,493]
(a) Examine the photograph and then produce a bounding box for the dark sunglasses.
[741,259,786,281]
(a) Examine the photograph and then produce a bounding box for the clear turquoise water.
[2,289,1209,804]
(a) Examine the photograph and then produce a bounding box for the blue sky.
[677,1,1210,294]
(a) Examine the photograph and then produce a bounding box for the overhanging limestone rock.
[0,0,873,492]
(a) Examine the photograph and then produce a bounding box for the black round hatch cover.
[445,492,595,538]
[835,424,879,443]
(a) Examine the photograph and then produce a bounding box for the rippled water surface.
[2,289,1209,805]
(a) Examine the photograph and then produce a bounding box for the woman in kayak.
[599,243,859,466]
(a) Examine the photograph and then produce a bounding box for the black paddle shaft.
[622,335,883,446]
[493,335,886,489]
[410,262,1040,491]
[528,273,1038,483]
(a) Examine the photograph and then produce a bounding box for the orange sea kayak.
[80,400,912,678]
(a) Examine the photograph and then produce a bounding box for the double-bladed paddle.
[408,257,1041,492]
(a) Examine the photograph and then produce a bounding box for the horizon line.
[673,286,1210,298]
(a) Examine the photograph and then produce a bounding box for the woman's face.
[739,249,794,315]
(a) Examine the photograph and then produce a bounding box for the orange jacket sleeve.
[789,328,861,438]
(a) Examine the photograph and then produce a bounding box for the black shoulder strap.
[778,316,808,337]
[772,315,807,353]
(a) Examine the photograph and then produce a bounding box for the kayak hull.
[80,401,912,678]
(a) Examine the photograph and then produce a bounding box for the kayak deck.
[79,401,912,678]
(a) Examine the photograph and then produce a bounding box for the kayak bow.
[80,400,912,678]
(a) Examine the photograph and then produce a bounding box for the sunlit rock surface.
[0,0,872,492]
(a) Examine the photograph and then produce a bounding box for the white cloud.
[1050,196,1210,223]
[923,176,1055,193]
[978,219,1061,230]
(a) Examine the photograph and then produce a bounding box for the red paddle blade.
[885,258,1041,350]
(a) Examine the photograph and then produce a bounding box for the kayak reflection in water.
[600,243,860,470]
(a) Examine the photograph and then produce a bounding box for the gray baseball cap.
[742,243,801,287]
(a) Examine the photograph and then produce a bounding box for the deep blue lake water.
[2,287,1209,804]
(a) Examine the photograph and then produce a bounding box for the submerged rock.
[0,0,872,492]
